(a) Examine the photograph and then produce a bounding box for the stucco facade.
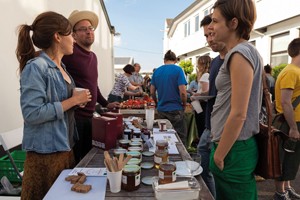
[164,0,300,71]
[0,0,115,132]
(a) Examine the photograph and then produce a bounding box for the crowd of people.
[15,0,300,199]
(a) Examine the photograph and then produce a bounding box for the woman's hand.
[214,152,224,171]
[72,88,92,107]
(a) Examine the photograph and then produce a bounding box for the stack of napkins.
[157,181,190,190]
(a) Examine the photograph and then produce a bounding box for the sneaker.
[274,191,291,200]
[286,187,300,199]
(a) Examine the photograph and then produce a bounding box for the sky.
[104,0,195,72]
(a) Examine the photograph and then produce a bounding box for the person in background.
[62,10,119,164]
[209,0,263,199]
[150,50,188,145]
[190,55,211,139]
[143,74,151,95]
[196,14,227,198]
[187,78,199,97]
[264,64,275,101]
[123,63,144,100]
[273,38,300,200]
[16,11,91,199]
[108,64,139,102]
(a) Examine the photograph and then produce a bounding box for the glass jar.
[122,165,141,191]
[119,139,130,149]
[158,161,176,184]
[154,148,169,169]
[132,130,141,139]
[113,148,127,158]
[126,151,142,160]
[123,129,132,140]
[156,140,168,150]
[141,128,151,141]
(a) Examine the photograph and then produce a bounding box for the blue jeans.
[197,128,216,198]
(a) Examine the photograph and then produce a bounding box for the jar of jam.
[159,161,176,184]
[141,129,151,141]
[113,148,127,158]
[130,141,143,150]
[119,139,130,149]
[122,165,141,191]
[123,129,132,140]
[154,148,169,169]
[132,130,141,139]
[127,158,141,166]
[156,140,168,150]
[126,151,142,160]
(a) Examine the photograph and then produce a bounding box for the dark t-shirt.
[205,55,224,130]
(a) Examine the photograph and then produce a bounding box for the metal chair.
[0,127,23,181]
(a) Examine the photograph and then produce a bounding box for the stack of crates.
[0,150,26,183]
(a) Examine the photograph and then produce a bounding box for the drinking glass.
[185,154,201,177]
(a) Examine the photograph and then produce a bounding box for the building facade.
[163,0,300,71]
[0,0,115,133]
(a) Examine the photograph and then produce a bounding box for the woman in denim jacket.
[16,11,91,200]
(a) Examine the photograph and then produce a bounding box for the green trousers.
[209,137,258,200]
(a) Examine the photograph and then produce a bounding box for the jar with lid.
[158,161,176,184]
[126,151,142,160]
[122,165,141,191]
[119,139,130,149]
[154,148,168,169]
[141,128,151,141]
[123,129,132,140]
[132,130,141,139]
[156,140,168,150]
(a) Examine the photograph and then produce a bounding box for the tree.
[178,60,194,75]
[272,63,287,80]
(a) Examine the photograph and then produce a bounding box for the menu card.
[149,133,179,154]
[68,168,107,176]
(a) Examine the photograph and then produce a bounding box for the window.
[271,33,289,67]
[195,15,199,32]
[184,20,190,37]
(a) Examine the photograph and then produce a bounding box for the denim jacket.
[20,52,77,153]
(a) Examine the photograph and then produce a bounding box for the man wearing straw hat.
[63,10,119,163]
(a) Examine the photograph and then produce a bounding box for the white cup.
[191,101,203,114]
[145,109,155,129]
[107,170,122,193]
[74,87,87,92]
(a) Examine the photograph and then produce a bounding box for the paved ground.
[257,169,300,200]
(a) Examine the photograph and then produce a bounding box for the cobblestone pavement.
[257,169,300,200]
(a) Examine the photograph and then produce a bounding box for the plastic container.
[0,150,26,183]
[152,176,201,200]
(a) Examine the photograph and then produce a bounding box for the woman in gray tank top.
[208,0,263,199]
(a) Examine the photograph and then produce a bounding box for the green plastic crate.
[0,150,26,183]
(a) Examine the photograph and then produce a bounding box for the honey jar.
[158,161,176,184]
[156,140,168,150]
[154,148,168,169]
[122,165,141,191]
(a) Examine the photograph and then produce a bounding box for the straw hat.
[68,10,99,29]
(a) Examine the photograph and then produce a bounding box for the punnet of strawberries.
[120,94,155,109]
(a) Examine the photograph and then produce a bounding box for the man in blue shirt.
[150,50,188,145]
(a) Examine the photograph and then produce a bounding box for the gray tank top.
[211,42,263,141]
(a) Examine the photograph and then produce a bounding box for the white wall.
[0,0,114,133]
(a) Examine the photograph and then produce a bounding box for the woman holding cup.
[16,11,92,199]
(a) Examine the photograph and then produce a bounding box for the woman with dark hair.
[108,64,139,102]
[208,0,263,199]
[16,11,91,199]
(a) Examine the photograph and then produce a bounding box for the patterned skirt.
[21,150,75,200]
